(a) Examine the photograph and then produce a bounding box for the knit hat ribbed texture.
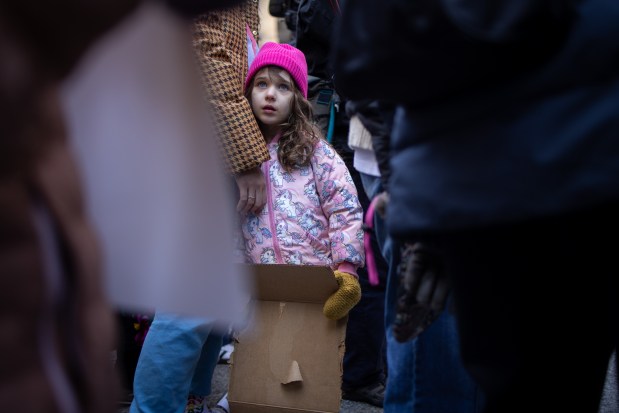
[245,42,308,98]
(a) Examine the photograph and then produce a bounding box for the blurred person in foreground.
[129,1,270,413]
[0,2,138,412]
[334,0,619,412]
[0,1,251,412]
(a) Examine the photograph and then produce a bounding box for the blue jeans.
[130,313,224,413]
[360,173,483,413]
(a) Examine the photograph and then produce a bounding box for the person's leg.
[342,268,386,405]
[383,247,483,413]
[130,313,213,413]
[438,203,619,413]
[599,352,619,413]
[115,312,143,401]
[413,300,484,412]
[371,172,482,412]
[341,169,387,406]
[360,172,410,411]
[382,237,417,413]
[185,327,224,413]
[358,173,410,412]
[189,328,224,396]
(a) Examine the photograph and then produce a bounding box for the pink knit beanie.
[245,42,308,98]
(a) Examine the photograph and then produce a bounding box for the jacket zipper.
[263,161,283,263]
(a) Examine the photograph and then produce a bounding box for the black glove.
[393,242,450,342]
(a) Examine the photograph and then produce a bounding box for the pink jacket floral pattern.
[241,137,365,270]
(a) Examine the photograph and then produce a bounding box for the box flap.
[248,264,338,303]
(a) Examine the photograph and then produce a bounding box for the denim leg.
[130,313,215,413]
[359,173,411,410]
[413,304,483,413]
[189,330,224,396]
[385,307,482,413]
[383,237,416,413]
[360,172,482,412]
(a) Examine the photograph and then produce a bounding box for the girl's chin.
[260,119,282,126]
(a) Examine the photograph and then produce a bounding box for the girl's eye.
[256,81,267,88]
[278,84,290,91]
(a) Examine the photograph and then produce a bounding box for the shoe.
[210,392,229,413]
[342,381,385,407]
[218,344,234,364]
[186,395,206,413]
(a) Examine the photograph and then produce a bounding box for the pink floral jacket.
[241,137,365,274]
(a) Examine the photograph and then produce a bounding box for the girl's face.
[250,67,294,131]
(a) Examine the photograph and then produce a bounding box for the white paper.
[61,3,250,325]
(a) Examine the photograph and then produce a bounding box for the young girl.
[242,42,365,320]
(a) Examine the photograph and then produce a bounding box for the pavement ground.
[118,362,383,413]
[120,353,619,413]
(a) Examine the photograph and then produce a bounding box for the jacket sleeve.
[346,100,395,193]
[369,101,396,193]
[193,10,269,174]
[312,140,365,269]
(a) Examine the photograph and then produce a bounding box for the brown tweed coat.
[193,0,270,175]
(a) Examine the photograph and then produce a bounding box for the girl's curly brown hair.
[246,67,322,172]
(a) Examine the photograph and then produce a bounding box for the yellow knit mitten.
[323,271,362,320]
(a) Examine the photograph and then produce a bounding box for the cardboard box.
[228,264,348,413]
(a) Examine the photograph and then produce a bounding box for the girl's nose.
[266,86,276,99]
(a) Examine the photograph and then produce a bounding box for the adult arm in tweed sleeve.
[193,8,269,213]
